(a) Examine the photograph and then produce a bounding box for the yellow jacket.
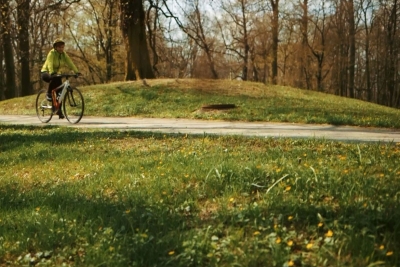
[41,49,79,74]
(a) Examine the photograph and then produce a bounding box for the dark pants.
[41,72,62,95]
[41,72,63,114]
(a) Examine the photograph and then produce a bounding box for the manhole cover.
[201,104,237,110]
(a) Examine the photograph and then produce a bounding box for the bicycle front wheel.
[63,87,84,124]
[36,89,53,123]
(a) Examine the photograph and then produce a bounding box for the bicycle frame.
[51,75,75,111]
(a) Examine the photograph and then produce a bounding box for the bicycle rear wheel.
[63,87,84,124]
[35,89,53,123]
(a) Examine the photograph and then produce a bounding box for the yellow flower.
[275,237,282,244]
[379,245,385,250]
[318,222,324,227]
[287,240,294,247]
[229,197,235,202]
[288,260,295,266]
[35,207,40,212]
[386,251,393,256]
[253,231,261,236]
[288,216,293,221]
[306,243,313,249]
[168,250,175,255]
[140,233,148,238]
[325,230,334,237]
[285,186,291,191]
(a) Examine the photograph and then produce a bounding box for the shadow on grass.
[0,124,185,152]
[1,178,400,266]
[0,182,186,266]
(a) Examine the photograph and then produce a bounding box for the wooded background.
[0,0,399,108]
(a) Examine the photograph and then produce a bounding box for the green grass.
[1,79,400,266]
[1,125,399,266]
[0,78,399,128]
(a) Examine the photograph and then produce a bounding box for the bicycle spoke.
[63,87,84,124]
[35,89,53,123]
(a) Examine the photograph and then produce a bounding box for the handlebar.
[51,73,82,79]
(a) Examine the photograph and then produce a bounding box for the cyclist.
[41,38,80,119]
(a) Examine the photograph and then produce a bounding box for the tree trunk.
[119,0,155,80]
[17,0,32,96]
[270,0,279,84]
[0,39,4,100]
[1,0,17,99]
[298,0,309,89]
[347,0,356,98]
[362,3,372,101]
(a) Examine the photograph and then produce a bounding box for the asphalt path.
[1,115,400,143]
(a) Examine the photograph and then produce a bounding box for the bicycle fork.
[51,87,67,112]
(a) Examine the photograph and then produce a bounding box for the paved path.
[1,115,399,142]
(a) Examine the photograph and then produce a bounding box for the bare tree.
[119,0,155,80]
[359,0,375,102]
[270,0,279,84]
[86,0,118,82]
[0,28,3,100]
[17,0,32,96]
[161,0,219,79]
[307,0,332,92]
[1,0,17,99]
[218,0,261,81]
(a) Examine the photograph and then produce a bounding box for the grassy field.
[0,78,399,128]
[1,79,400,266]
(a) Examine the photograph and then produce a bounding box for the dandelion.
[318,222,324,227]
[275,237,282,244]
[287,240,294,247]
[288,215,293,221]
[285,186,291,191]
[325,230,334,237]
[253,231,261,236]
[140,233,148,238]
[229,197,235,202]
[168,251,175,255]
[288,260,295,266]
[306,243,313,249]
[379,245,385,250]
[386,251,393,256]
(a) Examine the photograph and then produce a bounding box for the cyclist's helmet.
[53,38,65,48]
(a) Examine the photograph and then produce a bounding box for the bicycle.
[36,74,84,124]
